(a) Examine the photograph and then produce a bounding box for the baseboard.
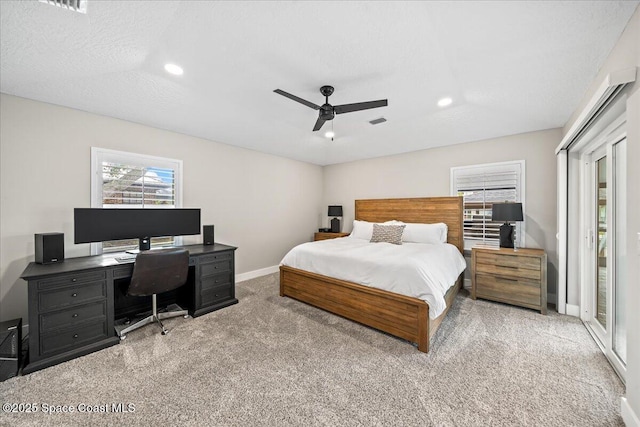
[622,397,640,427]
[566,304,580,317]
[235,265,279,283]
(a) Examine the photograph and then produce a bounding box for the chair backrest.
[128,248,189,297]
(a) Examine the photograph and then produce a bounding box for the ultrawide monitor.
[74,208,201,244]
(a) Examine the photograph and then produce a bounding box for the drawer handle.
[73,334,79,339]
[71,293,78,297]
[497,265,517,269]
[215,294,219,297]
[72,313,78,318]
[499,277,518,282]
[72,278,77,282]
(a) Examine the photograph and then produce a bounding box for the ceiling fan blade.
[312,117,326,131]
[274,89,320,110]
[334,99,388,114]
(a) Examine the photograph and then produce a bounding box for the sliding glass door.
[583,138,627,378]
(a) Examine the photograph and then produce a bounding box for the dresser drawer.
[38,282,107,312]
[476,251,540,270]
[37,270,107,290]
[200,259,232,277]
[199,252,232,264]
[475,273,541,307]
[40,301,107,332]
[201,272,232,291]
[40,321,108,356]
[475,258,541,281]
[201,283,233,306]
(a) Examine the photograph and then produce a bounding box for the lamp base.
[330,217,341,233]
[499,224,514,248]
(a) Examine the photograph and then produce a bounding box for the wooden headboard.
[354,197,464,254]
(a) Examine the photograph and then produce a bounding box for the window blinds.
[452,162,523,246]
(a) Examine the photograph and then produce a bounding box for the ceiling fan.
[274,85,388,131]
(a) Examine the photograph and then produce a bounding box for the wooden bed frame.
[280,196,464,353]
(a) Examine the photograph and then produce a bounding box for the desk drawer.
[201,272,232,291]
[40,301,107,332]
[40,321,108,356]
[201,284,233,306]
[38,282,107,312]
[37,270,106,290]
[200,259,232,277]
[112,265,133,279]
[199,252,232,264]
[475,273,541,307]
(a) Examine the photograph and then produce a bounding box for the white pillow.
[350,220,374,240]
[351,220,448,243]
[402,222,448,244]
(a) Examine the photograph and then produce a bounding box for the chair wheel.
[161,329,169,335]
[183,314,189,319]
[120,335,126,341]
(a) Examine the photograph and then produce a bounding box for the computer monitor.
[74,208,201,251]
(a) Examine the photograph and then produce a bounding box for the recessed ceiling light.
[325,131,335,139]
[437,97,453,107]
[164,63,184,76]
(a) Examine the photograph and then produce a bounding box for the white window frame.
[90,147,184,255]
[450,160,526,250]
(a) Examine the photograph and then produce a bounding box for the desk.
[20,243,237,374]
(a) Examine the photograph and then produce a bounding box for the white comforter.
[280,237,466,319]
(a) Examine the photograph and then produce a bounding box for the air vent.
[369,117,387,125]
[39,0,87,13]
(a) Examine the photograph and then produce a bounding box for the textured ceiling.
[1,1,637,165]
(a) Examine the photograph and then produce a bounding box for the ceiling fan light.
[437,97,453,107]
[164,63,184,76]
[325,131,335,138]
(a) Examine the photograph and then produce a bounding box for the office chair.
[116,248,190,340]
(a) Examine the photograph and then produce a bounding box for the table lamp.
[492,202,523,248]
[328,205,343,233]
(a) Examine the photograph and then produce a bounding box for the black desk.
[20,243,237,374]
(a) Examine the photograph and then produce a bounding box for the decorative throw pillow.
[370,224,405,245]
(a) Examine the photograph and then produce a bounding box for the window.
[91,148,183,254]
[450,161,525,249]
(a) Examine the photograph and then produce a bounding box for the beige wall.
[0,94,323,323]
[563,6,640,422]
[322,128,561,295]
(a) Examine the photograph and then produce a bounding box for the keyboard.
[115,254,137,263]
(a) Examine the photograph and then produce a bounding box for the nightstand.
[314,232,349,241]
[471,246,547,314]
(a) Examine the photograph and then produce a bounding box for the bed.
[279,196,465,353]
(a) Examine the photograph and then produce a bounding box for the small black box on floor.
[0,318,22,381]
[35,233,64,264]
[203,225,214,245]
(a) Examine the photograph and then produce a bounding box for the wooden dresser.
[471,247,547,314]
[314,232,349,241]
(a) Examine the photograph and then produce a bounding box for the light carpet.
[0,273,624,426]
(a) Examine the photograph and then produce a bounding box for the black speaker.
[203,225,215,245]
[0,318,22,381]
[35,233,64,264]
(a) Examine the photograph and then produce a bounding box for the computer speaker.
[203,225,214,245]
[0,318,22,381]
[35,233,64,264]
